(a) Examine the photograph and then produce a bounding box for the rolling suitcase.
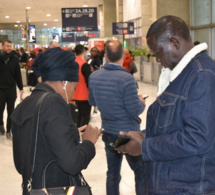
[21,68,27,86]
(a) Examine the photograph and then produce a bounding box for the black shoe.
[0,125,5,135]
[6,132,12,140]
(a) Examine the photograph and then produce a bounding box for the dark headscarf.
[38,47,79,82]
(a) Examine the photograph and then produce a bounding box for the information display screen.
[62,7,98,32]
[76,32,89,41]
[112,22,134,35]
[62,33,75,42]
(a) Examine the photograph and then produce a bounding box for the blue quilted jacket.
[89,63,145,135]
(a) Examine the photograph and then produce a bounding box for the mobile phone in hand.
[112,136,130,148]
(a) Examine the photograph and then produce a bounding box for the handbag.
[129,61,138,73]
[30,160,92,195]
[25,93,92,195]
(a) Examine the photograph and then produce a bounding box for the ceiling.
[0,0,103,30]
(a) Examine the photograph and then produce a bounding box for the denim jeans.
[102,132,146,195]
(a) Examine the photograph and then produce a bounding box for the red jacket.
[73,56,88,100]
[123,53,132,72]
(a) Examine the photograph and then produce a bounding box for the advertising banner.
[29,25,36,43]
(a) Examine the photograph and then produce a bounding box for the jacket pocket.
[156,93,177,128]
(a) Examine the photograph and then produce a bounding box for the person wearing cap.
[11,47,102,194]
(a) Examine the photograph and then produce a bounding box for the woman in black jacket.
[11,47,102,194]
[87,47,101,71]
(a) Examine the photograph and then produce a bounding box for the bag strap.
[41,160,89,188]
[25,92,90,192]
[26,92,49,192]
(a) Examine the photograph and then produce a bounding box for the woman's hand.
[78,125,87,136]
[82,125,102,144]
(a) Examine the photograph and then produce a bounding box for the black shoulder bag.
[25,92,92,195]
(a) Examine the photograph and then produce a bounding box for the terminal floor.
[0,81,157,195]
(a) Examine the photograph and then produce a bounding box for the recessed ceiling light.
[54,19,58,22]
[47,14,51,17]
[83,5,88,7]
[26,7,31,9]
[5,16,9,18]
[16,21,20,23]
[14,25,18,27]
[44,23,47,26]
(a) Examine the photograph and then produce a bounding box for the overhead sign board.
[76,32,89,42]
[112,22,134,35]
[62,7,98,32]
[62,33,75,42]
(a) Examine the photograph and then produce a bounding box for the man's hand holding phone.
[111,136,130,148]
[116,131,145,156]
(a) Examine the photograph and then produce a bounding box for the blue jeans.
[102,132,146,195]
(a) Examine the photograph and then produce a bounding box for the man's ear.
[170,36,180,49]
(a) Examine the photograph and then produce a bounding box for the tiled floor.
[0,81,157,195]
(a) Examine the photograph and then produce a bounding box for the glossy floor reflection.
[0,81,157,195]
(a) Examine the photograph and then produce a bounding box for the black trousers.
[75,100,91,128]
[0,86,17,132]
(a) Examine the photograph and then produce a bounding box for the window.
[191,0,211,26]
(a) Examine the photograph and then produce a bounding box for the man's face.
[147,35,180,70]
[2,42,12,54]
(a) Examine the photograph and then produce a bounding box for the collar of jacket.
[33,82,56,94]
[104,63,129,73]
[170,42,208,82]
[157,43,208,96]
[0,51,12,64]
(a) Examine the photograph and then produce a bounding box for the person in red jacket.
[73,45,92,128]
[122,48,132,73]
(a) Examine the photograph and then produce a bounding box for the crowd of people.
[1,15,215,195]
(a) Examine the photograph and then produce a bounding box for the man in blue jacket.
[117,16,215,195]
[89,40,146,195]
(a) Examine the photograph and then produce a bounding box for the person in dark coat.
[11,47,102,195]
[0,40,24,139]
[87,47,101,71]
[19,47,28,67]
